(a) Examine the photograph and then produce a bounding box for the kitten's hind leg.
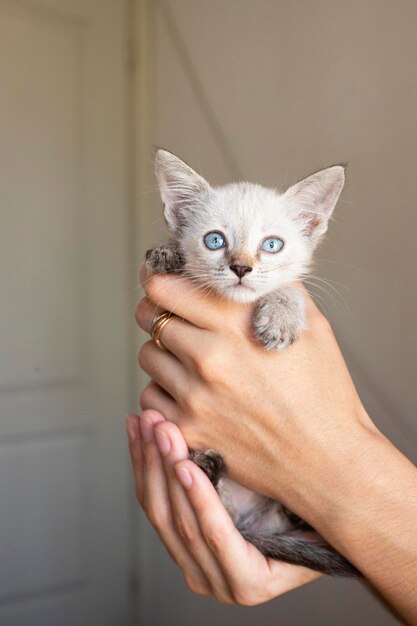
[146,240,185,275]
[189,449,226,487]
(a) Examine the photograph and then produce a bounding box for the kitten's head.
[155,149,345,303]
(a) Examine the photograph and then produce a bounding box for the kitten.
[146,148,358,577]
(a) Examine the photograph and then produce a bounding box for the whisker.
[303,273,349,294]
[315,257,361,271]
[304,287,330,318]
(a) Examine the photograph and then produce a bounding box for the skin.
[128,267,417,622]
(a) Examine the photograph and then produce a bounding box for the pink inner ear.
[284,166,345,238]
[298,209,323,235]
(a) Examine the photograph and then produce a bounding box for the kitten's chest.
[217,477,293,535]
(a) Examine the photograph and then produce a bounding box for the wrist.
[302,421,385,541]
[286,416,379,535]
[300,421,417,583]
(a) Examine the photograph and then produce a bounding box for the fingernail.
[155,429,171,456]
[126,415,137,443]
[140,416,154,442]
[175,465,193,490]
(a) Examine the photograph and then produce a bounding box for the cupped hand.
[126,409,320,605]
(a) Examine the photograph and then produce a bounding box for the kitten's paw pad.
[145,245,184,274]
[189,449,226,486]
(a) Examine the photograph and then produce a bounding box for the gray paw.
[146,243,184,274]
[252,287,306,350]
[253,311,299,350]
[189,449,226,487]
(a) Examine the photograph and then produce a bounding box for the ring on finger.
[149,311,176,350]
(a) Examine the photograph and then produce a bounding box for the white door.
[0,1,131,624]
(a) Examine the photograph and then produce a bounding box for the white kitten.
[148,148,344,348]
[147,149,357,576]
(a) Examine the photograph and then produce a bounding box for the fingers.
[139,264,246,331]
[173,455,321,605]
[140,382,179,423]
[130,410,211,595]
[126,414,144,503]
[138,341,190,402]
[136,297,208,366]
[127,411,321,605]
[173,457,251,584]
[154,421,235,604]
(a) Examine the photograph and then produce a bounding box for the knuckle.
[217,593,235,606]
[180,391,199,417]
[134,298,147,328]
[137,343,147,369]
[145,275,166,301]
[230,579,271,606]
[184,573,210,597]
[146,506,159,529]
[138,341,153,371]
[177,381,201,417]
[231,589,258,607]
[204,526,224,555]
[194,345,222,382]
[139,385,152,410]
[175,516,197,545]
[146,502,170,532]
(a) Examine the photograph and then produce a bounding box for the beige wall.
[136,1,417,624]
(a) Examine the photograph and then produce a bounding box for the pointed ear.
[154,149,211,232]
[284,165,346,242]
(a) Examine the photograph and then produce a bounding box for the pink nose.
[230,264,253,278]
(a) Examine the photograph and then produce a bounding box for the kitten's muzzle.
[230,264,253,278]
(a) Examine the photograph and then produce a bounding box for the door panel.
[0,1,83,390]
[0,1,130,624]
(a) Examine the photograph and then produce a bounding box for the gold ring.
[149,311,175,350]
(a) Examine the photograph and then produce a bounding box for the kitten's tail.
[241,531,359,577]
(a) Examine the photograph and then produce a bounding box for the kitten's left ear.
[284,165,346,242]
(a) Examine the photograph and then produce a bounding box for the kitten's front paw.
[252,290,306,350]
[146,244,184,274]
[253,312,299,350]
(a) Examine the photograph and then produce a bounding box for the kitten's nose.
[230,264,253,278]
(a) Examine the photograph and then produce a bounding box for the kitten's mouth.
[236,281,252,288]
[230,280,255,294]
[226,281,257,303]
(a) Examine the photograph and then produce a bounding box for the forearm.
[290,424,417,623]
[223,414,417,621]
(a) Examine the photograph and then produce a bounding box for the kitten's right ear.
[154,149,211,232]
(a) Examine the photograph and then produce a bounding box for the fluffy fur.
[147,149,358,577]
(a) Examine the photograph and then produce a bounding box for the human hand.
[134,269,417,621]
[135,267,376,528]
[126,409,320,605]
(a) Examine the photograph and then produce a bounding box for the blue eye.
[203,231,226,250]
[261,238,284,253]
